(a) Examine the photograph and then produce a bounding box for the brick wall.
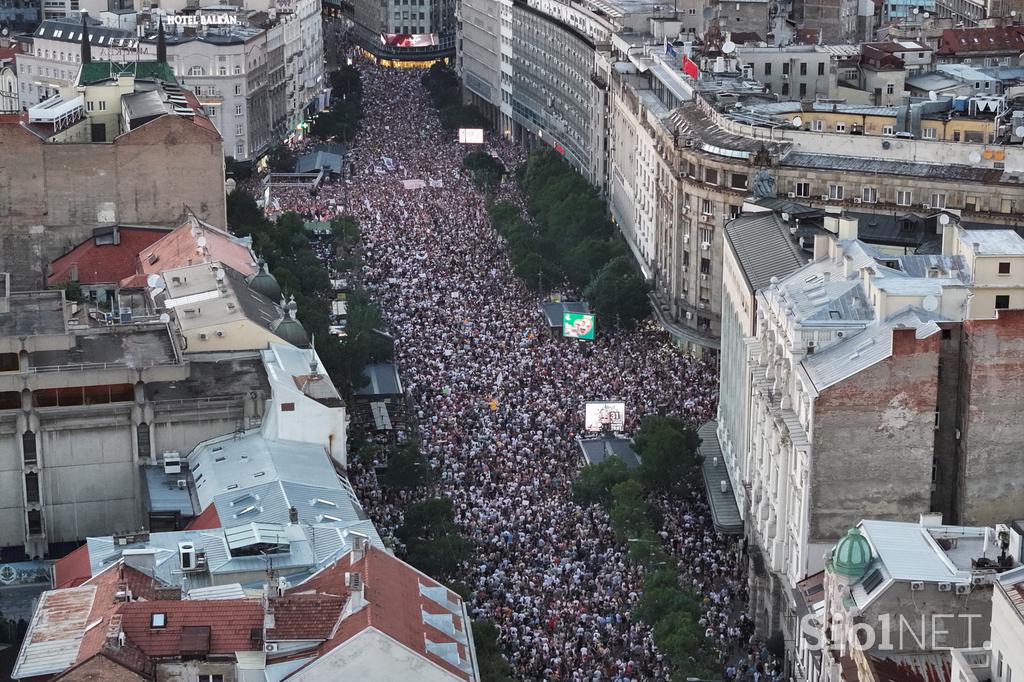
[959,309,1024,525]
[0,115,226,289]
[59,654,147,681]
[810,328,940,542]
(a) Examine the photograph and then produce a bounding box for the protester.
[253,55,774,681]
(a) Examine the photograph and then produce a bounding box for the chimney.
[105,614,124,650]
[288,506,299,524]
[920,512,943,528]
[813,234,831,262]
[837,216,858,241]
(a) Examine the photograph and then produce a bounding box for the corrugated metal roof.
[802,324,894,393]
[781,151,1003,183]
[698,422,744,535]
[188,583,247,600]
[12,586,96,679]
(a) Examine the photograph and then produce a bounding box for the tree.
[463,151,505,190]
[330,215,361,248]
[572,456,632,509]
[472,620,516,682]
[583,256,651,328]
[633,416,702,494]
[384,443,431,488]
[396,498,472,581]
[226,190,268,235]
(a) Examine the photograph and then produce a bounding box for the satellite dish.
[882,140,892,150]
[1015,125,1024,138]
[159,313,171,323]
[969,151,983,164]
[922,295,939,312]
[722,40,736,54]
[923,11,930,17]
[196,236,208,248]
[939,213,951,225]
[792,115,803,128]
[913,7,919,13]
[1012,10,1018,16]
[928,90,938,101]
[146,274,164,289]
[1,27,8,36]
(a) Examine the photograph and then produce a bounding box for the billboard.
[380,32,440,48]
[562,312,595,339]
[584,401,626,434]
[458,128,485,144]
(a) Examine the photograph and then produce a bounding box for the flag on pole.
[665,39,678,59]
[682,54,699,79]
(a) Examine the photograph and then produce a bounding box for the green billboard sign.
[563,312,596,340]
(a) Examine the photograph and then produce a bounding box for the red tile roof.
[937,26,1024,55]
[47,226,170,286]
[121,218,256,289]
[286,547,472,681]
[54,543,93,589]
[118,600,264,658]
[184,503,222,530]
[266,595,346,641]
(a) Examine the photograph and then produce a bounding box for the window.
[799,83,807,97]
[893,190,912,206]
[799,63,807,76]
[25,472,39,504]
[764,63,771,75]
[86,100,94,112]
[795,181,810,198]
[98,101,106,111]
[930,193,946,209]
[137,423,151,459]
[188,65,205,76]
[235,84,242,95]
[199,676,224,682]
[236,124,243,136]
[23,431,37,465]
[999,262,1011,275]
[817,62,825,76]
[700,198,713,216]
[235,104,242,116]
[729,204,741,219]
[700,257,711,274]
[782,62,790,75]
[828,184,844,200]
[705,168,718,184]
[811,120,823,132]
[998,653,1003,679]
[218,66,227,76]
[1008,665,1013,682]
[236,143,244,156]
[151,613,166,629]
[995,295,1011,310]
[886,83,894,95]
[731,173,747,189]
[922,127,936,140]
[781,83,789,96]
[234,65,242,75]
[27,510,42,535]
[836,122,846,133]
[882,125,894,136]
[699,227,713,244]
[862,187,877,203]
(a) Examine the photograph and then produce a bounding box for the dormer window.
[151,613,166,628]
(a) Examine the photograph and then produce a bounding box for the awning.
[698,421,743,535]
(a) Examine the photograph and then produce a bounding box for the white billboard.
[458,128,485,144]
[584,401,626,434]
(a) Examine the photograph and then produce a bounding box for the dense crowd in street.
[254,55,777,681]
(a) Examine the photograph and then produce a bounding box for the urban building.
[794,0,859,43]
[14,543,481,680]
[733,44,848,99]
[0,0,39,32]
[717,0,771,39]
[713,209,1024,677]
[0,60,225,289]
[935,25,1024,65]
[347,0,455,62]
[803,516,1019,682]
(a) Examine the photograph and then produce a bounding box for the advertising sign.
[562,312,595,339]
[584,401,626,433]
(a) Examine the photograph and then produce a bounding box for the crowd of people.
[256,54,771,681]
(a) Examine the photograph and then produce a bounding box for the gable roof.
[937,26,1024,55]
[118,600,264,657]
[266,594,347,641]
[725,212,807,293]
[285,547,476,681]
[121,217,256,288]
[47,226,171,286]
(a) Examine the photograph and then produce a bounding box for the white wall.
[291,628,463,682]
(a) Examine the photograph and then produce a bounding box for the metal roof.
[11,585,96,679]
[187,583,248,600]
[143,466,195,516]
[725,212,808,292]
[960,228,1024,255]
[577,436,641,469]
[353,362,404,397]
[698,422,743,535]
[781,151,1003,183]
[859,519,974,583]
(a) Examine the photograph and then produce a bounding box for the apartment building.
[733,44,847,100]
[714,212,1024,677]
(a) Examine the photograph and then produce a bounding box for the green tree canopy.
[572,456,632,509]
[583,255,651,328]
[396,498,472,581]
[633,415,702,494]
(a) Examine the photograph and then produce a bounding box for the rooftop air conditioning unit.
[910,581,925,591]
[163,453,181,475]
[853,197,862,204]
[821,194,830,201]
[685,311,694,319]
[265,643,279,653]
[788,192,796,198]
[177,479,187,489]
[955,584,972,594]
[701,242,710,250]
[937,582,951,592]
[922,203,931,210]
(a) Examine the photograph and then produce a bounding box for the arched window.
[22,430,36,466]
[137,422,151,459]
[188,65,206,77]
[25,472,39,504]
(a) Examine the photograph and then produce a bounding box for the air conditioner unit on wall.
[910,581,925,591]
[265,643,279,653]
[955,584,971,594]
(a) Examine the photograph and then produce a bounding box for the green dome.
[247,259,282,302]
[829,527,873,579]
[271,295,310,348]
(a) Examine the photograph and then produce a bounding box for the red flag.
[682,54,699,79]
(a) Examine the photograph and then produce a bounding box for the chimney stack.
[106,614,124,650]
